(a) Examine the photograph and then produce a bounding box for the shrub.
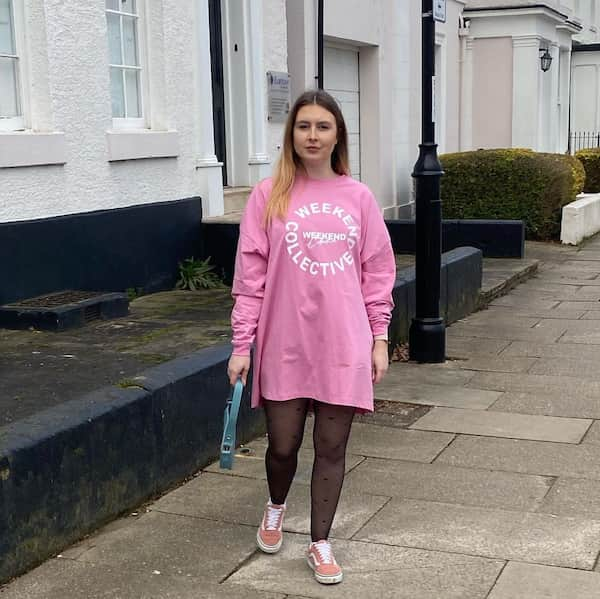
[575,148,600,193]
[440,149,585,240]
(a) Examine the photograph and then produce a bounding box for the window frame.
[106,0,150,130]
[0,0,26,132]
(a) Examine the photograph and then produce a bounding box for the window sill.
[0,131,67,168]
[106,129,179,162]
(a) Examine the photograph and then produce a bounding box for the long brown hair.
[264,89,350,225]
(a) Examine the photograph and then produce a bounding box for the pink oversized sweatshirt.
[231,174,396,413]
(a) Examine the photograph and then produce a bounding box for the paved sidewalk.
[4,239,600,598]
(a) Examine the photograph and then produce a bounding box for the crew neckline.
[297,173,347,183]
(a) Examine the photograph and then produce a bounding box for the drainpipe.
[317,0,324,89]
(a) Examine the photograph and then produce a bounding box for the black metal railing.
[570,131,600,154]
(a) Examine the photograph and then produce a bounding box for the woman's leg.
[310,401,356,541]
[263,397,310,504]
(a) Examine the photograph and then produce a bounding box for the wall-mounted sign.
[433,0,446,23]
[267,71,290,123]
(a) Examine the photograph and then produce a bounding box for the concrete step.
[223,186,251,213]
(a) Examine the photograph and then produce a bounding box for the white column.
[459,37,473,151]
[549,42,560,153]
[559,48,571,152]
[244,0,271,185]
[193,0,224,217]
[285,0,317,101]
[512,35,541,150]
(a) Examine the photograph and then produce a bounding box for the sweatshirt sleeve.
[230,183,270,356]
[360,192,396,338]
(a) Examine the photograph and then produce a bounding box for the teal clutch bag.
[219,379,244,469]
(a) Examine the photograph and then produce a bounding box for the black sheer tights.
[263,398,355,542]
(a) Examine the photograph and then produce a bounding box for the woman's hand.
[372,339,389,384]
[227,354,251,386]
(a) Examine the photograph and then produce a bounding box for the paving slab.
[490,392,600,419]
[227,532,504,599]
[458,312,541,327]
[569,251,600,261]
[498,340,600,359]
[467,371,600,399]
[343,457,552,511]
[558,319,600,344]
[537,477,600,520]
[581,310,600,319]
[410,407,591,443]
[374,382,500,410]
[583,420,600,444]
[456,356,538,374]
[150,471,389,540]
[489,296,560,309]
[436,436,600,480]
[446,322,566,343]
[487,561,600,599]
[528,356,600,380]
[445,337,511,357]
[553,260,600,271]
[538,273,600,282]
[0,558,286,599]
[482,305,587,319]
[203,445,365,483]
[58,510,257,580]
[345,422,454,462]
[381,362,476,387]
[512,280,583,294]
[554,301,600,311]
[354,498,600,569]
[573,286,600,300]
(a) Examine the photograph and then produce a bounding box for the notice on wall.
[433,0,446,23]
[267,71,291,123]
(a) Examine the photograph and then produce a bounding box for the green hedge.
[575,148,600,193]
[440,149,585,240]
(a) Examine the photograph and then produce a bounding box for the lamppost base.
[409,317,446,363]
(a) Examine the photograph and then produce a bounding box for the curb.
[0,345,263,584]
[477,260,539,309]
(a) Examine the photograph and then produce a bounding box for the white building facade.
[1,0,598,230]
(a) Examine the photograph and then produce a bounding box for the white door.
[324,46,361,180]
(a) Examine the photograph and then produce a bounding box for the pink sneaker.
[306,540,343,584]
[256,500,286,553]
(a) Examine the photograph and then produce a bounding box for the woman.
[227,89,396,584]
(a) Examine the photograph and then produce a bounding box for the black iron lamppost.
[409,0,446,363]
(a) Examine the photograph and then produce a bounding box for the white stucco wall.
[1,0,201,223]
[463,5,575,153]
[472,37,513,148]
[571,50,600,132]
[263,0,287,172]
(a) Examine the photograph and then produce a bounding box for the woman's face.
[292,104,338,170]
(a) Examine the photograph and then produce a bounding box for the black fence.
[570,131,600,154]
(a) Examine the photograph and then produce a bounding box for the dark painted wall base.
[202,219,522,285]
[387,219,524,258]
[0,198,202,306]
[0,346,262,584]
[389,247,482,352]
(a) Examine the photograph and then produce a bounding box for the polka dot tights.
[263,398,355,542]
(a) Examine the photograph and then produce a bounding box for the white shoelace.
[265,504,284,530]
[313,541,335,564]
